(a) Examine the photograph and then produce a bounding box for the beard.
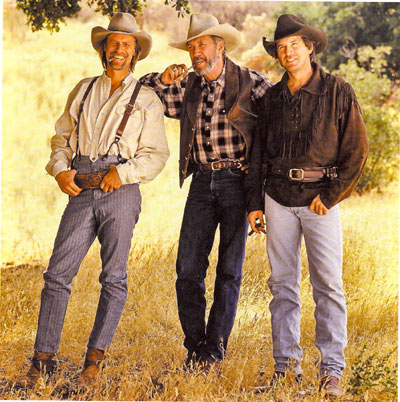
[193,51,219,77]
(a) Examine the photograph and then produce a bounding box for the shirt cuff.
[47,160,70,178]
[116,163,140,185]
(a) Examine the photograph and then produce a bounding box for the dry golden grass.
[1,4,398,401]
[0,185,398,401]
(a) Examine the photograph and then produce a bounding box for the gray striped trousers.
[34,156,141,353]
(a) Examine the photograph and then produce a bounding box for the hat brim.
[91,26,152,60]
[263,26,326,57]
[169,23,241,53]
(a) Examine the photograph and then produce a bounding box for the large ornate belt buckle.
[288,168,304,181]
[87,173,103,188]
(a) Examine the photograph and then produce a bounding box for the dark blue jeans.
[176,168,248,362]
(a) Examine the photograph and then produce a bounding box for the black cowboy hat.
[263,14,326,57]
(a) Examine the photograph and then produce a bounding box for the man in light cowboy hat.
[245,14,368,396]
[19,12,169,388]
[140,13,272,371]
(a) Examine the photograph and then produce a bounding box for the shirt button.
[206,141,211,146]
[205,124,210,130]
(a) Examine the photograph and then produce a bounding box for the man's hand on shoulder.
[309,194,329,215]
[55,170,82,197]
[161,64,188,85]
[100,164,122,193]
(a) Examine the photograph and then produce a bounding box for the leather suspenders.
[103,81,142,162]
[75,76,99,161]
[74,77,142,164]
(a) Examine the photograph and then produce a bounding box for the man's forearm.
[139,72,168,91]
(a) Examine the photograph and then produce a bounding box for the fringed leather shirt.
[245,63,369,211]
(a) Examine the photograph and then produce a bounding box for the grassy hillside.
[1,3,398,401]
[0,186,398,401]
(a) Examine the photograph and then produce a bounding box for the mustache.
[108,54,127,62]
[192,57,206,65]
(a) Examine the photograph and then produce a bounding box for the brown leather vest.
[178,57,258,187]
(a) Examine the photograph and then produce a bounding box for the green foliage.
[275,2,400,81]
[164,0,190,18]
[332,46,400,193]
[87,0,146,17]
[16,0,81,32]
[15,0,190,32]
[347,344,398,399]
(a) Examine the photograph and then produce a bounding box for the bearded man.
[140,13,273,371]
[19,13,169,389]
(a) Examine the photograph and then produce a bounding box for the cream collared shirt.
[46,72,169,185]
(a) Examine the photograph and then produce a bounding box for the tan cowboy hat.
[169,13,241,52]
[263,14,326,57]
[91,12,152,60]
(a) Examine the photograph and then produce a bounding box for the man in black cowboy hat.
[19,12,169,389]
[246,14,368,397]
[140,13,273,372]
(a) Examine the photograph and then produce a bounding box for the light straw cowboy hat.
[263,14,326,57]
[169,13,241,52]
[91,12,152,60]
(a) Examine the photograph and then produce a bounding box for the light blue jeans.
[265,194,347,379]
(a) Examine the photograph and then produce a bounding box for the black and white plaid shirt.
[140,64,273,164]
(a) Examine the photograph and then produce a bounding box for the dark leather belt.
[267,166,337,182]
[197,159,243,172]
[74,171,108,189]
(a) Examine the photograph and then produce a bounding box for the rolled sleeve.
[139,72,187,119]
[139,72,169,91]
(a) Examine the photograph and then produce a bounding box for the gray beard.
[194,52,219,77]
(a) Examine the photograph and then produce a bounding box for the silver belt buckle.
[211,161,219,170]
[288,168,304,181]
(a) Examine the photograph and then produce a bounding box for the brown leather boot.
[77,347,105,389]
[17,351,57,388]
[319,375,343,398]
